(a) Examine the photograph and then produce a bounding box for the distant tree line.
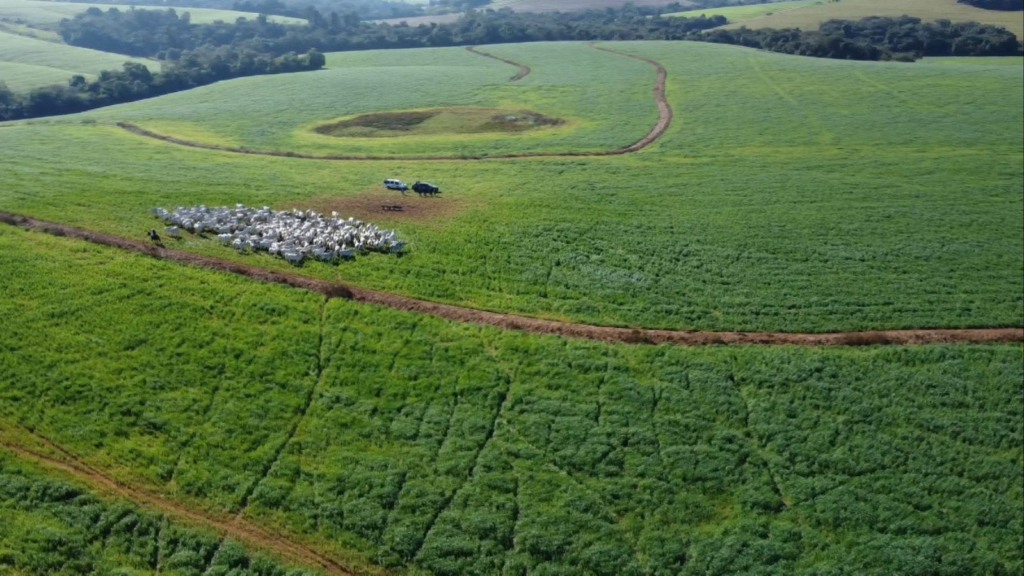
[57,6,726,57]
[4,5,723,121]
[54,0,424,21]
[957,0,1023,10]
[6,6,1021,121]
[699,16,1023,60]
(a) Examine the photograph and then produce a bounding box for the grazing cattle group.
[151,204,404,265]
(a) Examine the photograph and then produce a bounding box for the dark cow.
[412,181,440,197]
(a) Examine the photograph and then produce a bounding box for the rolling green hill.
[0,29,150,91]
[0,38,1021,576]
[3,41,1019,333]
[0,224,1020,575]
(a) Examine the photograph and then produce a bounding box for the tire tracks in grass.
[411,354,514,563]
[235,297,331,520]
[466,46,531,81]
[726,374,790,510]
[0,428,366,576]
[115,43,671,160]
[2,211,1022,347]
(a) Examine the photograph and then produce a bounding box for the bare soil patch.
[3,211,1021,348]
[288,190,472,224]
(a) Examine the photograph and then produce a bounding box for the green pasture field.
[0,453,317,576]
[1,41,1020,333]
[0,225,1020,575]
[666,0,822,24]
[718,0,1024,39]
[0,18,59,40]
[0,30,150,91]
[0,0,305,26]
[81,43,660,158]
[0,60,74,91]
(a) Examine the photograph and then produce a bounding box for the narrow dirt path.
[0,431,365,576]
[116,43,671,160]
[2,211,1021,347]
[466,46,531,81]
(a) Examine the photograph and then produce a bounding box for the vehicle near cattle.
[412,181,440,197]
[384,178,409,193]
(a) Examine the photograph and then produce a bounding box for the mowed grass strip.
[0,223,1020,575]
[718,0,1024,38]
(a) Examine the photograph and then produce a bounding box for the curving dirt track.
[0,431,365,576]
[116,44,671,160]
[466,46,531,81]
[2,211,1021,347]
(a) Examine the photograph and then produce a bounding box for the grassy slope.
[1,41,1020,332]
[666,0,823,23]
[0,224,1020,575]
[0,30,151,91]
[0,0,305,26]
[719,0,1024,39]
[0,60,75,91]
[83,43,658,157]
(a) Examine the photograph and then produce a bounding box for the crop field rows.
[4,208,1022,347]
[0,28,1022,576]
[1,225,1022,575]
[1,42,1019,334]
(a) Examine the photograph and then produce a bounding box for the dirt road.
[2,211,1020,347]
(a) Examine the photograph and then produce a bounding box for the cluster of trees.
[8,5,1021,121]
[700,16,1022,60]
[0,47,323,120]
[957,0,1023,10]
[58,6,726,57]
[6,3,723,121]
[61,0,424,21]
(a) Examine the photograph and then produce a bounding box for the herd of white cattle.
[151,204,404,264]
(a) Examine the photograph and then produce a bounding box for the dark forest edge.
[957,0,1023,10]
[702,16,1022,61]
[0,5,1021,122]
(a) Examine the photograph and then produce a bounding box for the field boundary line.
[0,430,370,576]
[466,46,531,81]
[114,43,671,160]
[2,212,1022,347]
